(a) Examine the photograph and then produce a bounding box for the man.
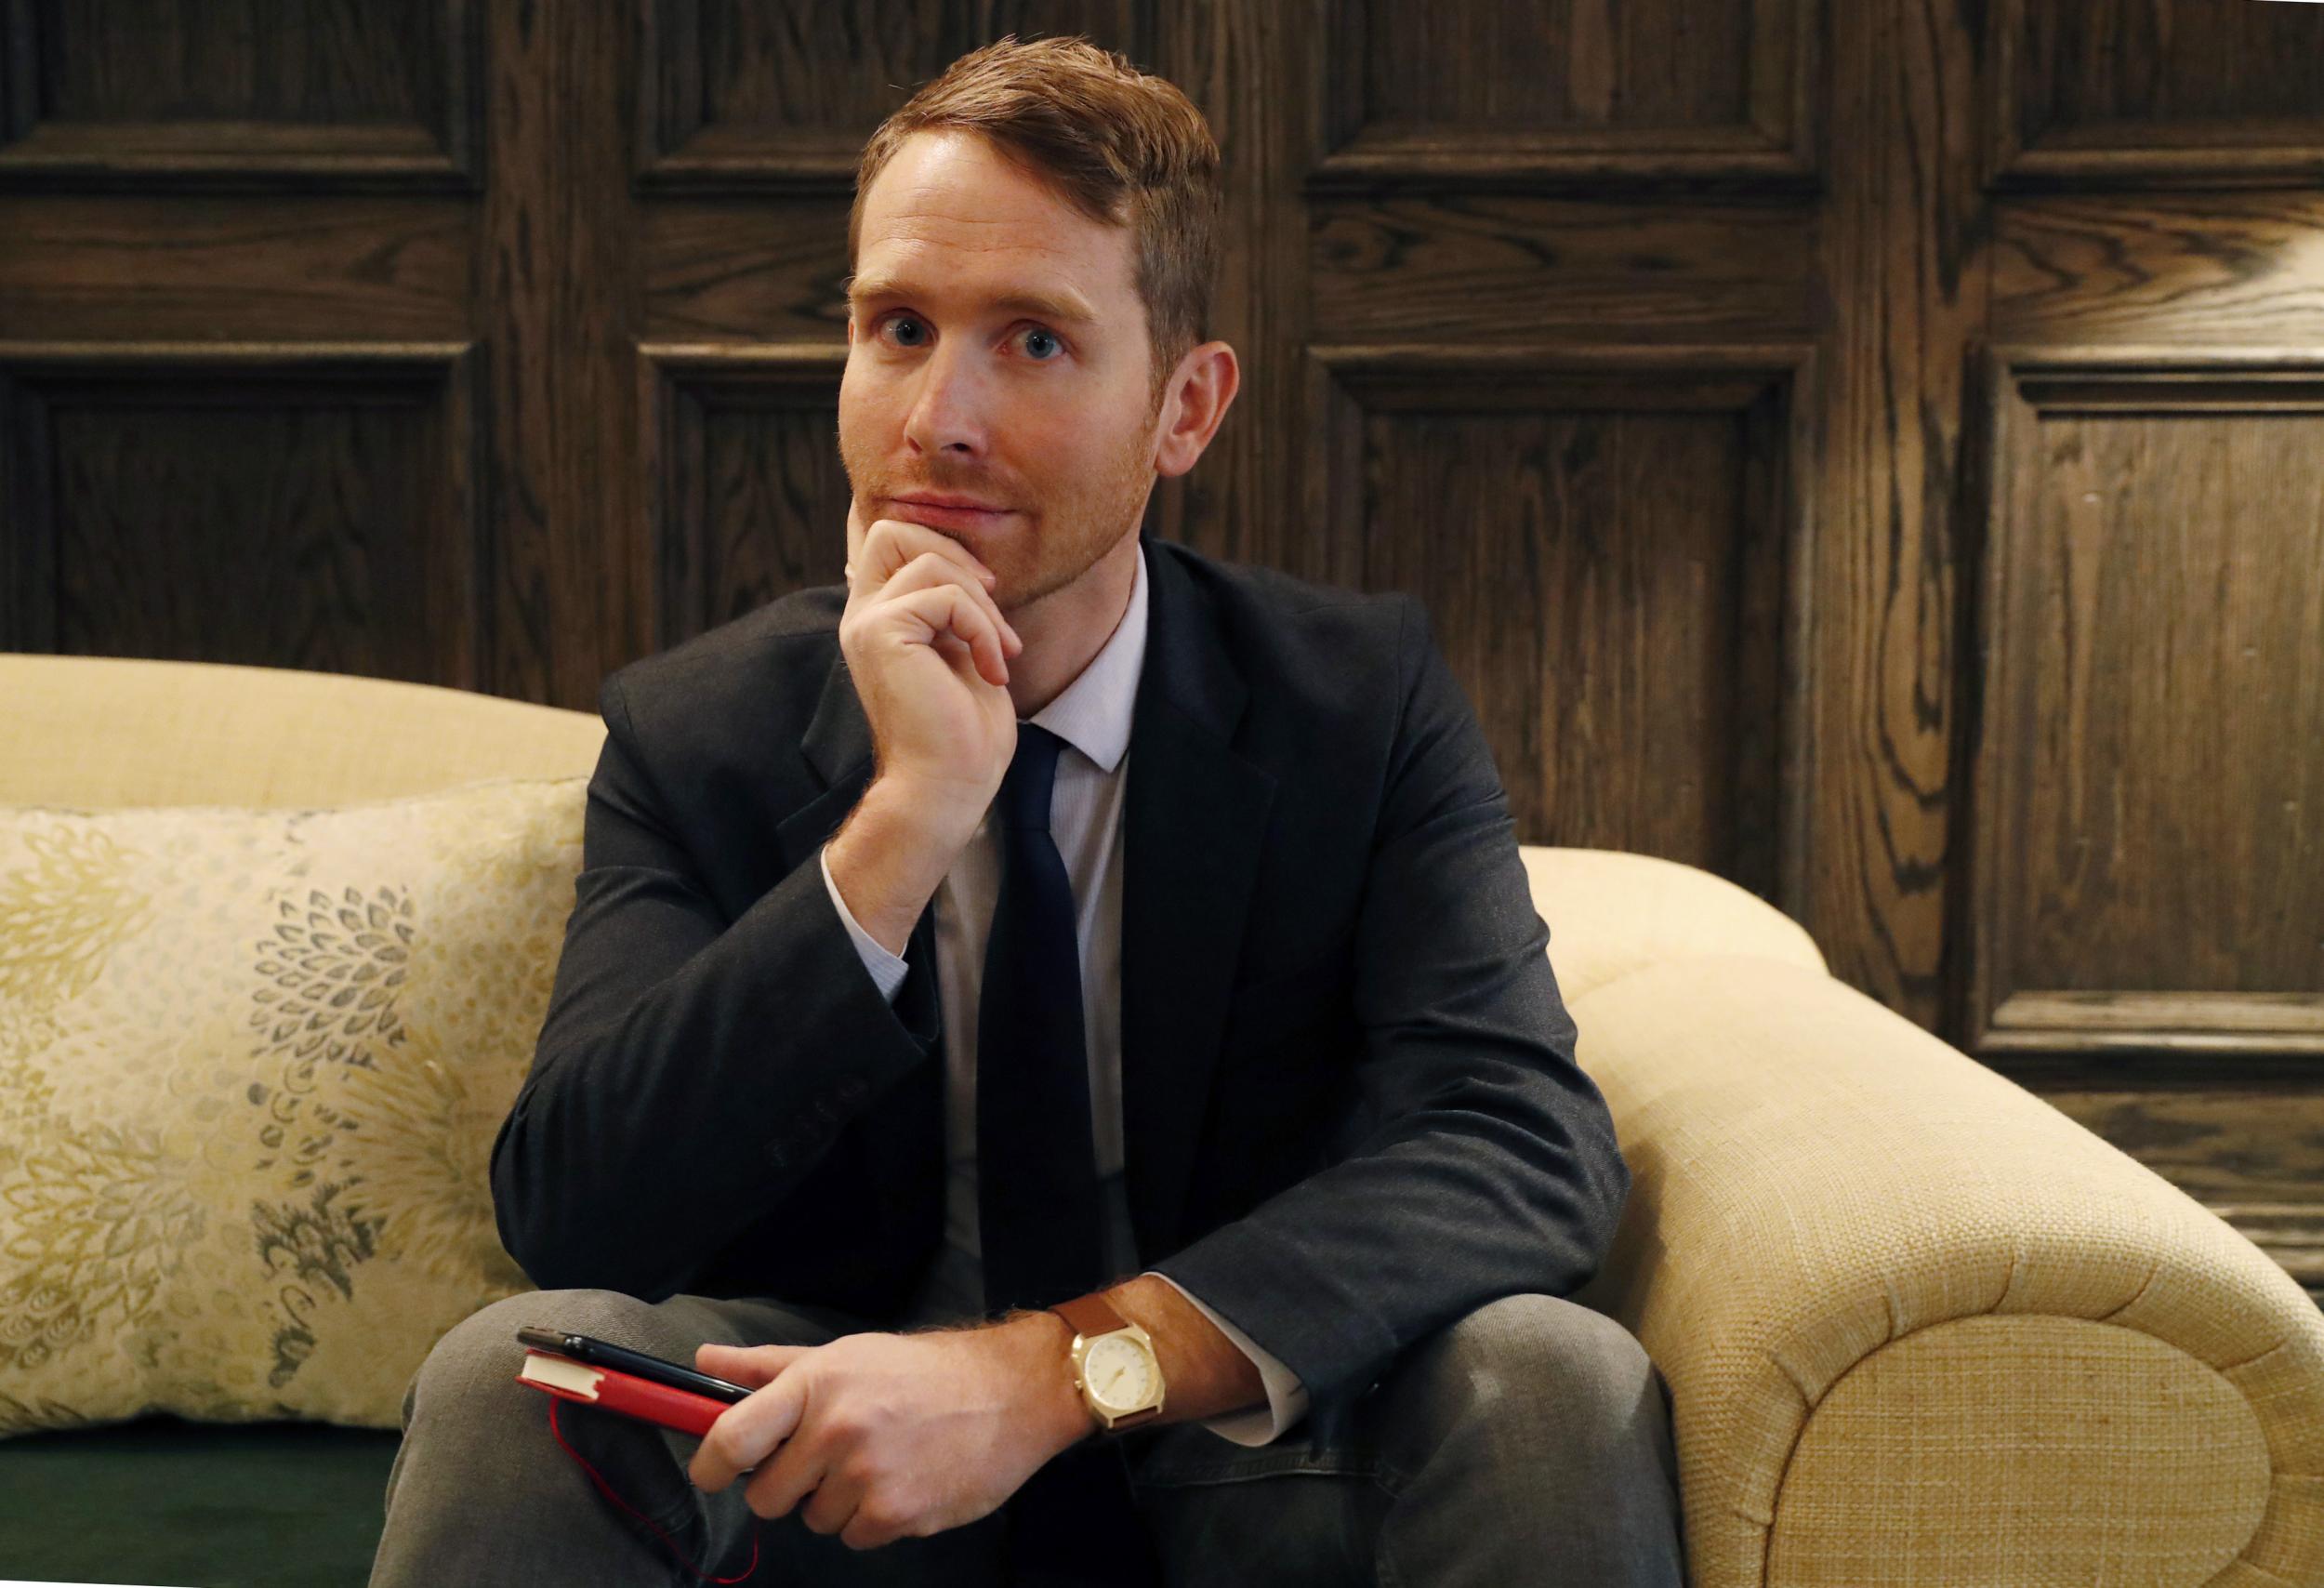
[370,33,1684,1588]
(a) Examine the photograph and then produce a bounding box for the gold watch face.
[1083,1332,1159,1413]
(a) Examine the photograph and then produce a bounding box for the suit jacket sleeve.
[1144,594,1631,1421]
[489,668,939,1300]
[1143,1272,1313,1446]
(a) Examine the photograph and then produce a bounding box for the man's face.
[839,129,1169,611]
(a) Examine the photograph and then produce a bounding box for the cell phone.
[516,1325,754,1404]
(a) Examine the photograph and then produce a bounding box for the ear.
[1153,341,1241,479]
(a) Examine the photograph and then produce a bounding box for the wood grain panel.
[1358,0,1751,126]
[638,0,1152,186]
[1304,346,1809,899]
[644,197,855,342]
[0,0,481,188]
[1315,0,1816,187]
[0,342,478,682]
[1311,192,1816,345]
[2025,1072,2324,1303]
[476,0,642,708]
[1964,348,2324,1057]
[639,345,851,647]
[1144,0,1318,571]
[1987,0,2324,188]
[1807,0,1987,1028]
[1993,192,2324,346]
[0,196,469,340]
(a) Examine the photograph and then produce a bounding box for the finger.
[872,550,1023,655]
[693,1341,810,1392]
[857,517,997,596]
[689,1370,806,1494]
[841,1503,901,1553]
[799,1468,865,1540]
[929,630,979,680]
[885,586,1010,688]
[742,1425,826,1522]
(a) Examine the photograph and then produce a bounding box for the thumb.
[694,1340,811,1389]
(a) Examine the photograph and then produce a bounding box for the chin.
[932,517,1025,570]
[992,562,1048,611]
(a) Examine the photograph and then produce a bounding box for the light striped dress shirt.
[818,540,1311,1446]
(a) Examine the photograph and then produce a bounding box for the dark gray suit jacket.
[490,530,1631,1445]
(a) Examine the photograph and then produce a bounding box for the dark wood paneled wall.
[2,0,2319,1296]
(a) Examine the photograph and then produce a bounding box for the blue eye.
[875,313,1064,361]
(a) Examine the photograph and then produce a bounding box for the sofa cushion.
[0,1415,402,1587]
[0,777,584,1438]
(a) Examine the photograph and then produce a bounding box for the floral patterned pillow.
[0,776,586,1436]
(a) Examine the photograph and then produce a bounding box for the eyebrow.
[845,275,1100,328]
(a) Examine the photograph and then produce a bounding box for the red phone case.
[516,1347,736,1438]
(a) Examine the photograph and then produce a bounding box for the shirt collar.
[1025,538,1146,774]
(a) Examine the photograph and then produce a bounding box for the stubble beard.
[1004,413,1158,613]
[843,387,1164,615]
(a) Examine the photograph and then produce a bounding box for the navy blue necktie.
[976,723,1158,1588]
[976,722,1107,1317]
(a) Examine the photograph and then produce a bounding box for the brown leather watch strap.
[1050,1293,1131,1342]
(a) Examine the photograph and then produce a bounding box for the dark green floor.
[0,1415,403,1588]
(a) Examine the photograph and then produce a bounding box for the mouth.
[889,496,1018,532]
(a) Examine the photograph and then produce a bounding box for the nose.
[902,339,989,459]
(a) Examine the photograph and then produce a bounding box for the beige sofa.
[3,652,2319,1588]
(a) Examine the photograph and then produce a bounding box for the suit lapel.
[776,652,946,1305]
[775,648,944,988]
[776,655,877,872]
[1120,539,1277,1264]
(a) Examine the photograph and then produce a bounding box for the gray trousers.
[368,1286,1686,1587]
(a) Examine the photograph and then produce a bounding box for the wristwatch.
[1049,1294,1165,1435]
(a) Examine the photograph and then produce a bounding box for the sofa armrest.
[1517,844,1828,1004]
[1565,953,2324,1588]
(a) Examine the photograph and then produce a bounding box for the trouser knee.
[1366,1295,1685,1585]
[416,1290,712,1510]
[1382,1292,1673,1470]
[407,1288,668,1431]
[376,1289,759,1586]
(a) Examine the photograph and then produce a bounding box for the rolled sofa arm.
[1564,951,2324,1588]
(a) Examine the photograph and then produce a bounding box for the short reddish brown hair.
[848,34,1223,407]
